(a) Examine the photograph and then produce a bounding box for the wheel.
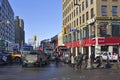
[22,63,27,67]
[14,57,21,63]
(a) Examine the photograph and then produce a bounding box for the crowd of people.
[69,52,113,70]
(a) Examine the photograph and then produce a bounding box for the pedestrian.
[90,52,95,68]
[75,52,83,70]
[82,53,88,69]
[71,53,75,68]
[105,53,111,69]
[96,56,103,68]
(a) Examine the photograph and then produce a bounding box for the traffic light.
[62,26,66,35]
[34,35,37,41]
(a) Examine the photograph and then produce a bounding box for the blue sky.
[9,0,62,43]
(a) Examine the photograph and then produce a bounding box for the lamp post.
[73,0,92,69]
[73,0,81,56]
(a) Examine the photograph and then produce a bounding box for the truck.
[21,46,48,67]
[95,51,118,61]
[54,45,70,63]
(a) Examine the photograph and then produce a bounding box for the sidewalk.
[93,62,120,69]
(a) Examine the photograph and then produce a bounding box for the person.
[90,52,95,68]
[96,56,103,68]
[71,53,75,68]
[105,53,111,69]
[75,52,83,70]
[82,53,88,69]
[55,54,59,66]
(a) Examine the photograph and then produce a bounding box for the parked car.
[0,51,7,65]
[22,50,48,67]
[95,52,118,61]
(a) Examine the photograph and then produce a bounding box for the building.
[58,32,63,46]
[62,0,120,58]
[14,16,25,49]
[0,0,14,42]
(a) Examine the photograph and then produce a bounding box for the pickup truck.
[95,52,118,61]
[22,50,48,67]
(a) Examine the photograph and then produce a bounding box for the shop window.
[113,46,119,54]
[99,22,108,37]
[101,46,108,51]
[90,24,95,38]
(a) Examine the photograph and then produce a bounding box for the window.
[79,16,81,24]
[83,27,89,39]
[82,14,85,23]
[112,6,117,16]
[79,5,81,13]
[90,24,95,38]
[100,22,108,37]
[82,2,84,11]
[91,8,94,18]
[102,6,107,16]
[86,0,88,8]
[112,22,120,37]
[76,18,78,26]
[86,11,89,20]
[90,0,93,4]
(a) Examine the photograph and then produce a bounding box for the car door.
[108,52,112,60]
[102,52,108,60]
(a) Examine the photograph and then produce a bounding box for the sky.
[9,0,62,43]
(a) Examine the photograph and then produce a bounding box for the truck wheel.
[22,63,27,67]
[14,57,21,63]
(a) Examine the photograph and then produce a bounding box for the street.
[0,62,120,80]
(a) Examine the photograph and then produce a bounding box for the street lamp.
[73,0,92,69]
[73,0,81,56]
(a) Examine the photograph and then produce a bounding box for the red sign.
[105,37,120,45]
[98,37,120,45]
[98,38,105,44]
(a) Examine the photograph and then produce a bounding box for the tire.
[22,63,27,67]
[14,57,21,63]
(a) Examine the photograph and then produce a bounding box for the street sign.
[70,29,79,32]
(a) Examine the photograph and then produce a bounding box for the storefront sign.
[98,38,105,45]
[98,37,120,45]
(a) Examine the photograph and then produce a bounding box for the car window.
[103,53,107,56]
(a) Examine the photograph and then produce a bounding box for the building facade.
[0,0,14,42]
[58,32,63,46]
[14,16,25,49]
[62,0,120,58]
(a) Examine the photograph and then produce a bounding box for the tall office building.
[62,0,120,57]
[14,16,25,48]
[0,0,14,42]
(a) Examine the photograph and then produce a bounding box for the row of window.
[63,8,94,29]
[64,22,120,43]
[102,6,118,16]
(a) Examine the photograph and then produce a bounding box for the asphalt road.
[0,62,120,80]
